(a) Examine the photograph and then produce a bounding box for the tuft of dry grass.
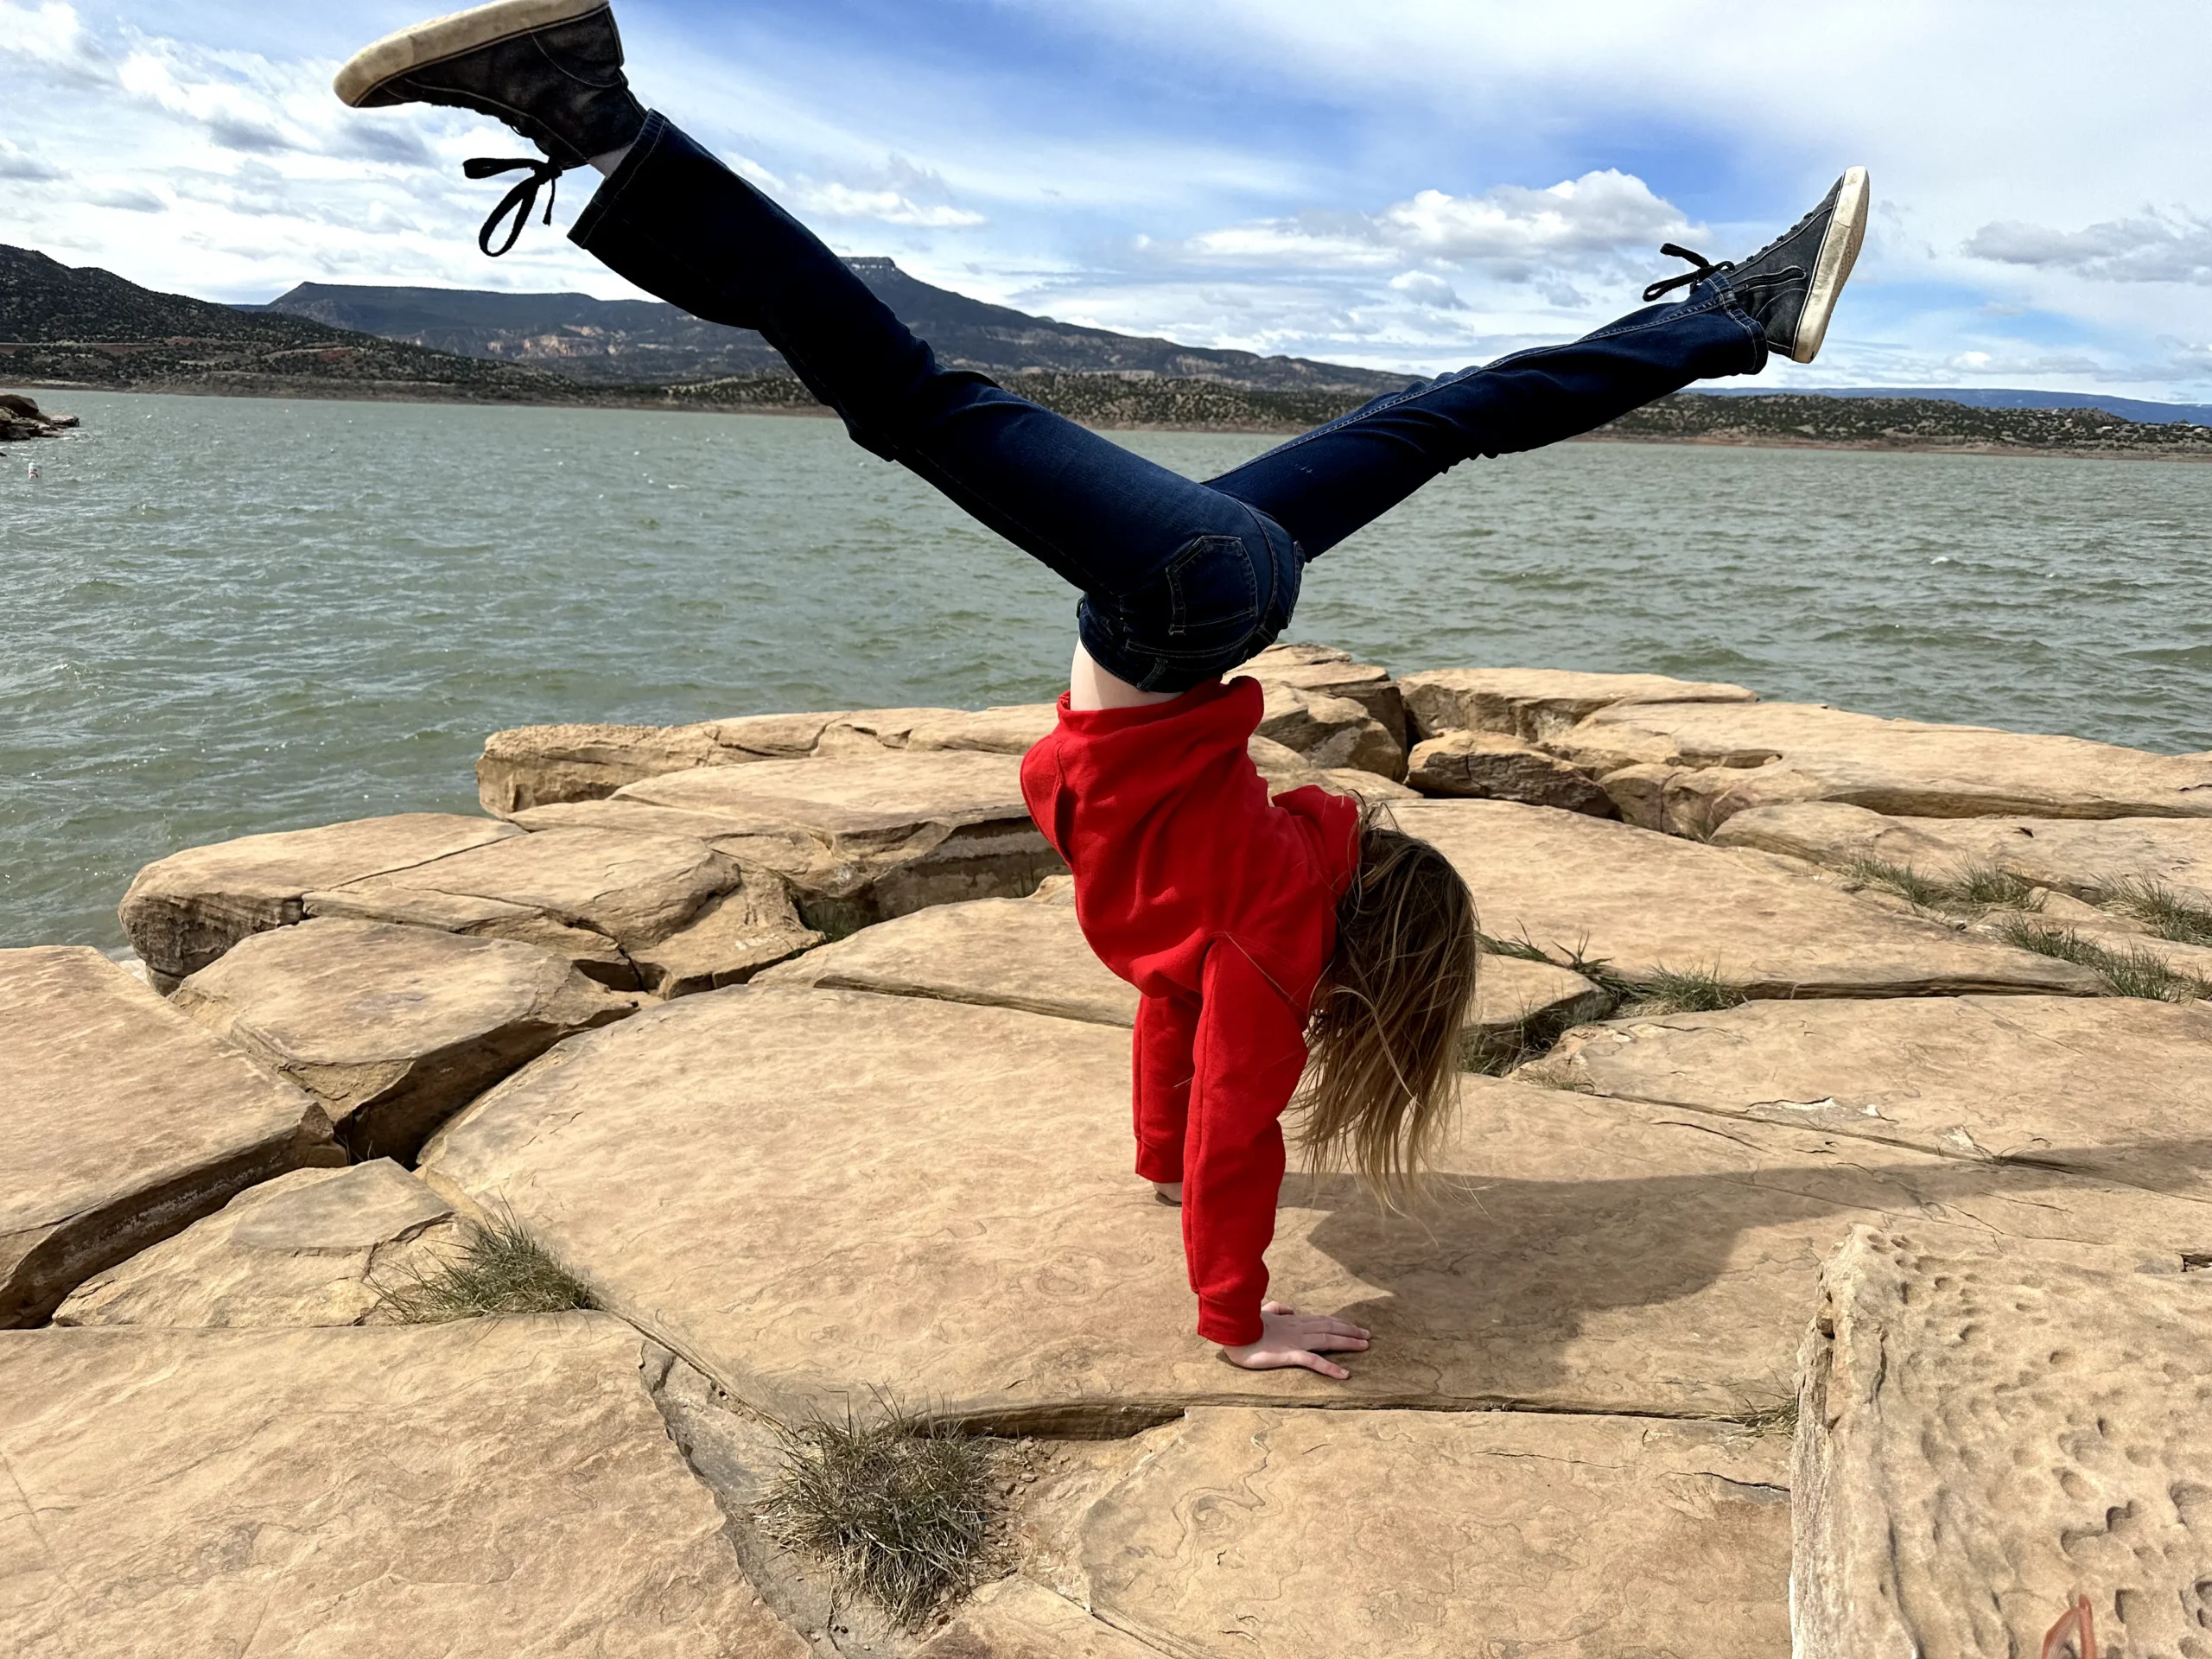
[2095,876,2212,948]
[1618,967,1749,1018]
[1993,917,2212,1003]
[1847,857,2042,917]
[373,1211,597,1323]
[760,1398,998,1629]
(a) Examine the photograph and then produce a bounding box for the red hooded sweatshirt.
[1019,676,1362,1346]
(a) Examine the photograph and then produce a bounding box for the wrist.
[1198,1299,1263,1348]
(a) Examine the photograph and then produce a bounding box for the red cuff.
[1198,1297,1264,1349]
[1135,1143,1184,1184]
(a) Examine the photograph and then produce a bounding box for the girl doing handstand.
[337,0,1869,1378]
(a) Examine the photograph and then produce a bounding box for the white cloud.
[790,181,987,229]
[1189,170,1688,276]
[0,139,63,181]
[1964,211,2212,285]
[0,0,106,82]
[1388,270,1463,309]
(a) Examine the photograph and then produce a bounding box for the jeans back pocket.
[1135,532,1261,658]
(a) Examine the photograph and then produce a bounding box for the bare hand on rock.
[1222,1300,1370,1380]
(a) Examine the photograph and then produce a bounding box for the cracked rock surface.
[1533,995,2212,1201]
[118,811,518,986]
[2,946,341,1328]
[172,918,632,1160]
[303,825,772,993]
[1398,667,1756,743]
[1404,728,1618,815]
[54,1160,457,1327]
[417,993,2212,1426]
[1241,641,1408,747]
[1715,798,2212,901]
[586,750,1065,934]
[1551,699,2212,830]
[1795,1230,2212,1659]
[754,894,1602,1056]
[1083,1407,1792,1658]
[0,1314,806,1657]
[1394,798,2107,996]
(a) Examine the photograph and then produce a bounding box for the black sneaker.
[334,1,647,254]
[1643,168,1871,364]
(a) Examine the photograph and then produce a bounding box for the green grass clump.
[1993,917,2212,1003]
[1477,930,1558,965]
[1847,857,2041,916]
[1618,967,1750,1017]
[2096,877,2212,948]
[374,1211,598,1323]
[762,1401,997,1629]
[1741,1395,1801,1439]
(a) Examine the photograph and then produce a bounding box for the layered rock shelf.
[10,644,2210,1656]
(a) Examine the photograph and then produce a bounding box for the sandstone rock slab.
[1393,798,2106,996]
[755,894,1605,1059]
[1553,699,2212,831]
[1243,641,1406,744]
[0,1314,805,1657]
[54,1160,460,1327]
[1465,954,1611,1062]
[1532,995,2212,1202]
[757,896,1136,1026]
[1248,734,1418,802]
[914,1578,1162,1659]
[119,812,518,986]
[1,947,341,1327]
[477,721,736,815]
[1256,682,1404,778]
[476,706,1057,816]
[1795,1229,2212,1659]
[419,989,2212,1427]
[306,826,814,995]
[1399,666,1757,743]
[1715,798,2212,903]
[1084,1408,1790,1659]
[1405,728,1617,814]
[172,918,632,1160]
[830,703,1058,757]
[609,750,1065,933]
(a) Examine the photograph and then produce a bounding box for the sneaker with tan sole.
[1643,167,1872,364]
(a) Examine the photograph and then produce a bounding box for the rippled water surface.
[8,389,2211,951]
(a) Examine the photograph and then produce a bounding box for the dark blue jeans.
[574,112,1768,692]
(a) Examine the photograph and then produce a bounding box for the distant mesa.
[5,240,2209,451]
[251,259,1413,396]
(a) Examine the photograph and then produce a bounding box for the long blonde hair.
[1297,804,1479,1205]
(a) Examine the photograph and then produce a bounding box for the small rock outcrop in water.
[7,641,2212,1656]
[0,391,76,440]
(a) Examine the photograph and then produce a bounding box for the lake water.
[8,388,2211,953]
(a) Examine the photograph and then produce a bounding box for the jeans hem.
[569,107,672,249]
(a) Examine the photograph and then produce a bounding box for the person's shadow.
[1276,1118,2212,1413]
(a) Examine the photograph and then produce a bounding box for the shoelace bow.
[466,156,569,257]
[1642,243,1734,303]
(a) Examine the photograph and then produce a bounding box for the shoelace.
[465,156,569,257]
[1642,243,1734,303]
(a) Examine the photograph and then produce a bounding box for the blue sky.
[5,0,2211,397]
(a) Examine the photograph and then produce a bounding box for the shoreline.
[11,377,2212,461]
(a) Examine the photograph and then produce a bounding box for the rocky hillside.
[1602,390,2212,456]
[0,244,588,403]
[8,641,2212,1655]
[260,261,1413,395]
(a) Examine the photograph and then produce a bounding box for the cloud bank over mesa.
[4,0,2209,399]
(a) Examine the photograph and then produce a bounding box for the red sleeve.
[1133,992,1197,1185]
[1183,940,1308,1347]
